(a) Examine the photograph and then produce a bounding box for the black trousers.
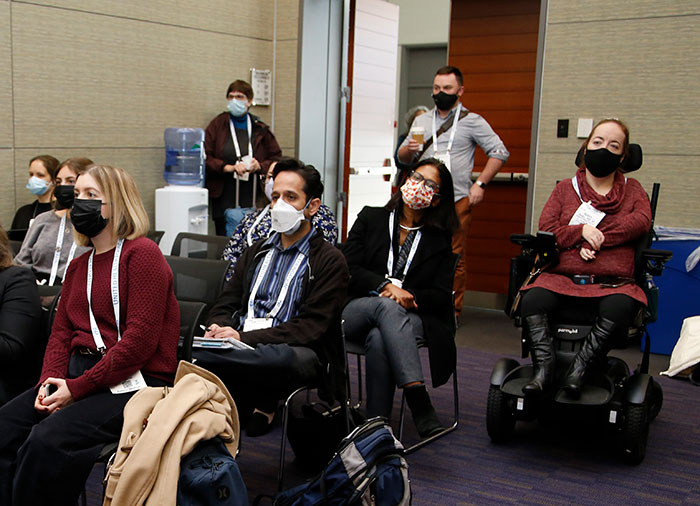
[194,343,321,420]
[0,355,166,506]
[520,287,639,329]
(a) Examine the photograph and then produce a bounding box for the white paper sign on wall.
[250,68,272,106]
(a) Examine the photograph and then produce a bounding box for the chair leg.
[277,386,310,492]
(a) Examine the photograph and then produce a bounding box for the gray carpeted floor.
[83,307,696,505]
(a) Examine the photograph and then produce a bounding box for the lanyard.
[432,103,461,156]
[48,215,78,286]
[386,211,421,281]
[87,238,124,354]
[229,115,256,206]
[247,205,270,247]
[247,247,307,322]
[228,115,253,161]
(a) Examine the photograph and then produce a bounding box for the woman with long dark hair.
[342,158,459,437]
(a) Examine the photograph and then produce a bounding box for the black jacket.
[206,230,349,402]
[342,206,456,387]
[0,265,43,405]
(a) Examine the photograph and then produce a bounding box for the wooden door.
[449,0,540,295]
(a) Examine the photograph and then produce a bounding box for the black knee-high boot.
[522,314,555,395]
[563,316,617,398]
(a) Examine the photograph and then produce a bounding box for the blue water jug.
[164,128,205,186]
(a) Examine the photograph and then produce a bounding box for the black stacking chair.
[164,256,230,315]
[170,232,230,259]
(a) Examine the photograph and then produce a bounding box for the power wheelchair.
[486,144,673,464]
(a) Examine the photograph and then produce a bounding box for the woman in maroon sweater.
[0,165,180,505]
[520,119,651,398]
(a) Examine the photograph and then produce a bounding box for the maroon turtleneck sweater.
[525,169,651,304]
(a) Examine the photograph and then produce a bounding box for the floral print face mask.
[400,177,435,210]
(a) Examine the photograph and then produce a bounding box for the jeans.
[0,355,162,506]
[224,207,255,237]
[343,297,425,418]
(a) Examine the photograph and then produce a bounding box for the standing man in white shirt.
[397,65,510,318]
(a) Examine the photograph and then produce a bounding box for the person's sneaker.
[245,410,274,437]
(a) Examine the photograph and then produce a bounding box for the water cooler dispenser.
[155,127,209,255]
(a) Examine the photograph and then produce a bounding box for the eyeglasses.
[409,170,440,193]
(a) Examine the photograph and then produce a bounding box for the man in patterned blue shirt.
[195,159,349,436]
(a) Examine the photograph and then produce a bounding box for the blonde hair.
[74,165,150,247]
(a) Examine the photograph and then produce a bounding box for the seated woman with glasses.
[342,159,459,437]
[220,158,338,282]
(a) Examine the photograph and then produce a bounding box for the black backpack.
[177,437,247,506]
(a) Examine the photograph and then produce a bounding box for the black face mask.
[584,148,623,178]
[71,199,109,238]
[432,91,459,111]
[54,185,75,210]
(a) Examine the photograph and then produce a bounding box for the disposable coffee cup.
[410,126,424,149]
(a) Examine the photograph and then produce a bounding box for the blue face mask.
[26,176,50,196]
[227,98,248,117]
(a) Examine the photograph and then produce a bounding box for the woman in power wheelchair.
[519,118,650,398]
[487,119,673,463]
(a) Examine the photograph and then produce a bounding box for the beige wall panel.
[0,149,15,229]
[0,2,12,148]
[548,0,700,24]
[531,153,700,231]
[28,0,274,40]
[276,0,300,41]
[538,17,699,156]
[273,40,298,155]
[14,147,166,224]
[12,3,272,148]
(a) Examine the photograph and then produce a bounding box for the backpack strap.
[416,107,470,160]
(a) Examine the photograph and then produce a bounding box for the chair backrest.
[9,239,22,256]
[165,256,230,312]
[170,232,230,259]
[177,300,207,362]
[146,230,165,245]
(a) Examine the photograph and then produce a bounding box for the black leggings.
[520,287,639,329]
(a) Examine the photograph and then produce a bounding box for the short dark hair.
[226,80,254,101]
[272,158,324,201]
[435,65,463,87]
[386,158,459,234]
[29,155,60,179]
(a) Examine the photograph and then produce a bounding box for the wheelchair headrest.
[575,143,643,173]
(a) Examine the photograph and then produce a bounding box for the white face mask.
[264,178,274,202]
[271,197,308,235]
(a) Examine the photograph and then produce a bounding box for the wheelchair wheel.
[648,379,663,422]
[487,385,515,443]
[621,403,649,464]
